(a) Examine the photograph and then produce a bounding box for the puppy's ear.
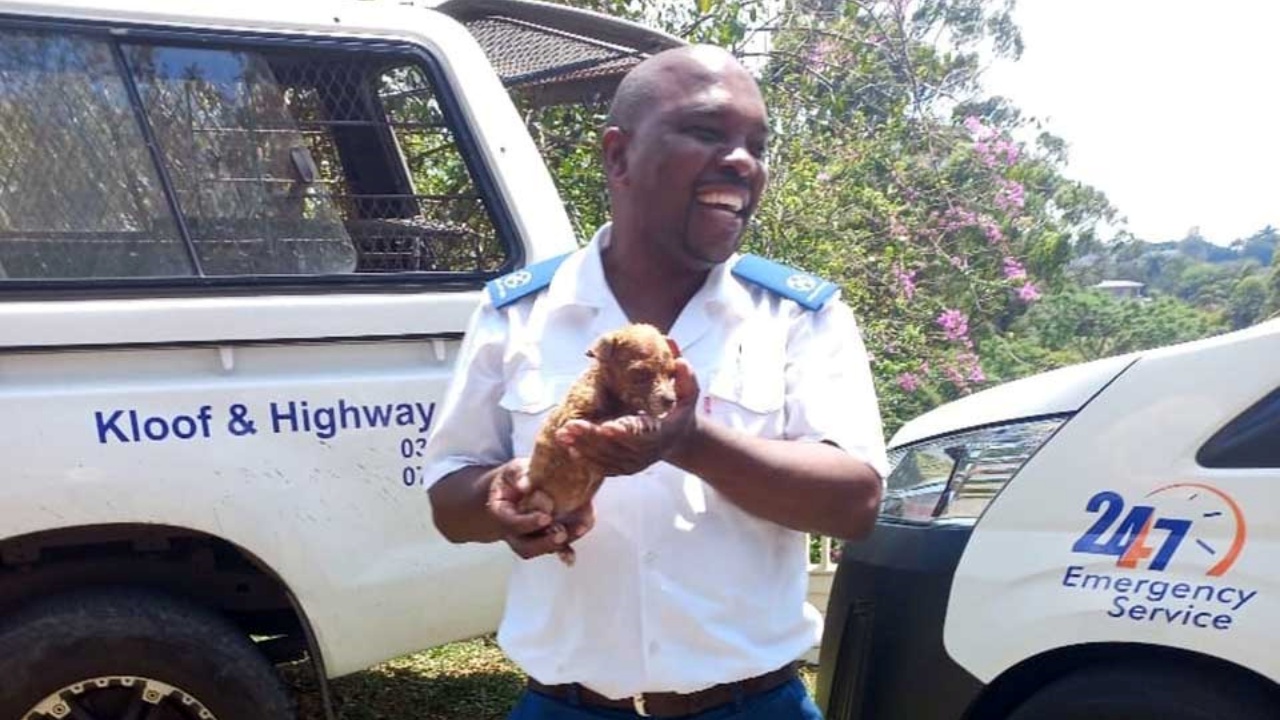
[587,335,615,362]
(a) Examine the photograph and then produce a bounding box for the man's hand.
[554,358,701,476]
[485,458,595,561]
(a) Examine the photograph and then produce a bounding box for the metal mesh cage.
[0,31,192,279]
[466,16,630,87]
[439,0,685,106]
[0,26,507,280]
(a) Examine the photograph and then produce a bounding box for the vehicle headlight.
[880,416,1068,524]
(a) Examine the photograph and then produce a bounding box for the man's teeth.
[696,191,746,212]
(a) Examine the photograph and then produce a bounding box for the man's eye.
[687,126,722,142]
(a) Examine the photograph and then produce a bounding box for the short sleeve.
[420,300,513,489]
[783,298,890,480]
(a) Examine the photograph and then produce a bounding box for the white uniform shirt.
[422,224,888,700]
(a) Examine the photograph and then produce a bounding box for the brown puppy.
[521,323,680,564]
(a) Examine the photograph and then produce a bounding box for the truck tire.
[1005,661,1275,720]
[0,587,295,720]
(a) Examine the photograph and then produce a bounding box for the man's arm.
[429,460,592,559]
[667,408,882,539]
[563,361,883,540]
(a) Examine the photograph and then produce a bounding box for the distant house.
[1093,279,1146,299]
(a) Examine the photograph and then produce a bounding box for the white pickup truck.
[0,1,680,717]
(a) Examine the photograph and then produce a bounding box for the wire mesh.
[0,27,507,280]
[0,31,191,279]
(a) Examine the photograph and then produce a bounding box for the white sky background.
[979,0,1280,246]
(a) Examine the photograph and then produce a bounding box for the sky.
[979,0,1280,246]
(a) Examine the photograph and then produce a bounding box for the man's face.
[609,57,769,270]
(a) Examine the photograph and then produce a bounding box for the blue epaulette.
[731,254,837,311]
[485,253,572,309]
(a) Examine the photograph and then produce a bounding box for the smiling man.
[423,44,888,720]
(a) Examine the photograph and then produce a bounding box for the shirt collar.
[541,222,756,321]
[541,223,611,312]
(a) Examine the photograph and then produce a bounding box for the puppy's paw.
[611,414,661,435]
[556,546,576,566]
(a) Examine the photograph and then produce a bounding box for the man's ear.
[601,126,630,182]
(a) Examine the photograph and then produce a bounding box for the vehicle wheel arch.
[961,641,1279,720]
[0,523,336,717]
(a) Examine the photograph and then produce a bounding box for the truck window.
[0,30,193,279]
[1197,386,1280,468]
[0,24,509,283]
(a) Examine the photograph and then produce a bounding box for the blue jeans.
[507,677,824,720]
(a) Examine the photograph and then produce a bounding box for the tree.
[1231,226,1277,267]
[1265,250,1280,319]
[1228,275,1269,329]
[981,288,1228,381]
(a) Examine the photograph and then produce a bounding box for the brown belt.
[526,662,799,718]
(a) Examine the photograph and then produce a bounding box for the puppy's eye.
[628,367,654,383]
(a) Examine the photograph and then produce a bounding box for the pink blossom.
[942,351,986,390]
[897,372,920,392]
[937,308,969,342]
[893,264,917,300]
[942,207,978,230]
[994,178,1025,211]
[940,208,1001,243]
[1002,256,1027,281]
[981,219,1003,244]
[816,171,832,183]
[1017,282,1041,303]
[964,116,1020,168]
[992,138,1020,166]
[808,38,839,67]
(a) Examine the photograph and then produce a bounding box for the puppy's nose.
[656,387,677,410]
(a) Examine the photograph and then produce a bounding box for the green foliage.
[1068,223,1280,334]
[981,288,1229,381]
[1229,275,1270,329]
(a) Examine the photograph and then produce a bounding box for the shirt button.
[643,551,657,564]
[648,641,660,655]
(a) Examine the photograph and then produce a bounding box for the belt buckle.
[631,693,651,717]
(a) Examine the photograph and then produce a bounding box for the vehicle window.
[0,30,192,279]
[122,45,358,276]
[1197,387,1280,468]
[0,25,509,283]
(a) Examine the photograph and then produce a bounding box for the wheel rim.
[24,676,218,720]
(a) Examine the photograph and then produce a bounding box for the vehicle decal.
[93,400,436,444]
[1062,483,1255,631]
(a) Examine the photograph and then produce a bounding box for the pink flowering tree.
[525,0,1117,431]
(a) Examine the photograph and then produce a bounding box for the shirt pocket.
[702,346,786,436]
[502,367,589,457]
[499,368,560,457]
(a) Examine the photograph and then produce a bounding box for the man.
[423,44,887,719]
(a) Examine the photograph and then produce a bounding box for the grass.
[291,636,819,720]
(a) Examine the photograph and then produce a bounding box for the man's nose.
[719,144,760,180]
